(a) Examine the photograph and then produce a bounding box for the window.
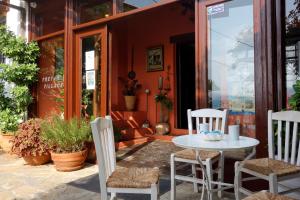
[32,0,65,36]
[117,0,162,13]
[285,0,300,108]
[207,0,255,136]
[76,0,113,24]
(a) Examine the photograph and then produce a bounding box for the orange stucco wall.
[111,3,195,132]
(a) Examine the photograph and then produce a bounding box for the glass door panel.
[81,35,101,118]
[207,0,255,136]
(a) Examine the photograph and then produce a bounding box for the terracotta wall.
[111,3,195,132]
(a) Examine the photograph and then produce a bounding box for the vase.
[155,123,170,135]
[50,149,88,172]
[124,96,136,111]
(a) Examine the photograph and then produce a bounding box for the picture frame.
[147,46,164,72]
[86,70,96,90]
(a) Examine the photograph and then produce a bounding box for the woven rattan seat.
[243,191,295,200]
[107,167,159,188]
[243,158,300,177]
[174,149,220,160]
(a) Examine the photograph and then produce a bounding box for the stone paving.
[0,140,234,200]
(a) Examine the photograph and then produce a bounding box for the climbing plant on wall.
[0,25,39,134]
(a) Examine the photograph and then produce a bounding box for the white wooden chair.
[170,108,228,200]
[91,116,160,200]
[235,110,300,199]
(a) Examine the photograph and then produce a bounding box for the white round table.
[172,134,259,152]
[172,134,260,200]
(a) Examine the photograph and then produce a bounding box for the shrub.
[289,80,300,111]
[0,109,20,134]
[41,116,91,153]
[11,119,51,157]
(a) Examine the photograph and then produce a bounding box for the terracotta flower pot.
[124,95,136,111]
[51,149,88,172]
[23,153,51,166]
[0,134,15,153]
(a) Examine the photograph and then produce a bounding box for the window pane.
[81,35,101,118]
[207,0,255,136]
[32,0,65,36]
[285,0,300,108]
[117,0,162,13]
[38,36,65,117]
[76,0,113,24]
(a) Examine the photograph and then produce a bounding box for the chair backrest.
[91,116,117,192]
[187,108,228,134]
[268,110,300,166]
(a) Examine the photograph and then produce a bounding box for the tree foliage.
[0,25,39,133]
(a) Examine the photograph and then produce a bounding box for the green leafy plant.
[154,93,173,111]
[0,25,39,133]
[11,86,33,113]
[11,119,51,157]
[41,116,91,153]
[288,80,300,111]
[0,109,20,134]
[118,77,142,96]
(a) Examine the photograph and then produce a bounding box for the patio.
[0,140,235,200]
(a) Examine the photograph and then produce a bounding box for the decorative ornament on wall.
[147,46,164,72]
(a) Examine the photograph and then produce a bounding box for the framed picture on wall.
[147,46,164,72]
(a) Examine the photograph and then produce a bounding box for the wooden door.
[75,26,108,118]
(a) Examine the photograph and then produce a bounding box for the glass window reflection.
[207,0,255,136]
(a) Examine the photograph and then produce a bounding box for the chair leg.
[234,162,242,200]
[206,159,213,200]
[151,184,158,200]
[192,164,198,192]
[218,152,224,198]
[269,174,278,194]
[170,154,176,200]
[110,193,116,200]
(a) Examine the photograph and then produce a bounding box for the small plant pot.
[0,134,15,153]
[23,153,51,166]
[50,149,88,172]
[124,96,136,111]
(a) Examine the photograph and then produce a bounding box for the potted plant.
[0,109,20,152]
[154,92,173,135]
[41,116,91,172]
[119,77,141,111]
[11,119,51,165]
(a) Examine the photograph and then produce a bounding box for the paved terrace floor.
[0,140,235,200]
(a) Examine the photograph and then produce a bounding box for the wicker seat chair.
[170,108,228,200]
[91,116,160,200]
[243,191,296,200]
[235,110,300,200]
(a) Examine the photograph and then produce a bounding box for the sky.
[124,0,160,8]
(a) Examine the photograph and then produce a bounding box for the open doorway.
[174,33,196,129]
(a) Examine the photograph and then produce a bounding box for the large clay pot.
[124,96,136,111]
[51,149,88,172]
[0,134,15,153]
[23,153,51,166]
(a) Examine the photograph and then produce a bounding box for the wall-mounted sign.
[86,70,95,90]
[85,50,95,71]
[207,4,224,15]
